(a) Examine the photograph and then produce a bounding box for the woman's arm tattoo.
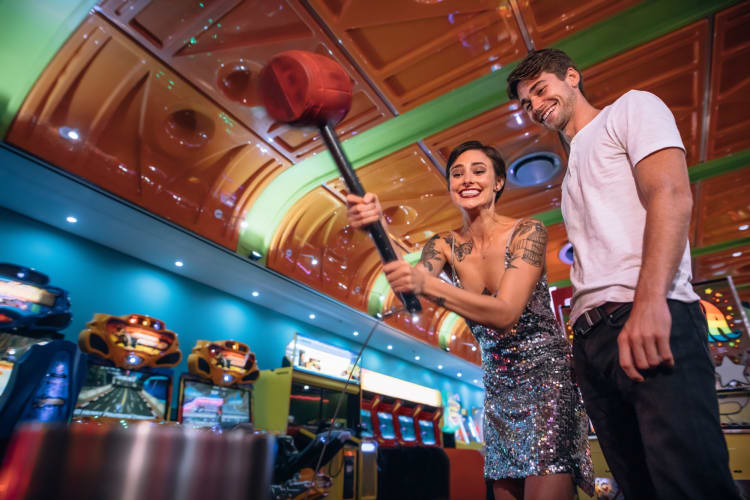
[510,220,547,268]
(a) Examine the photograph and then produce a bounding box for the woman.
[347,141,593,500]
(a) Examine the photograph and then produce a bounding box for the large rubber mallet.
[259,50,421,314]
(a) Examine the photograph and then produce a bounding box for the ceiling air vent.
[507,152,561,187]
[559,242,574,265]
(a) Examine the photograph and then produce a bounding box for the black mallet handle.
[319,123,422,314]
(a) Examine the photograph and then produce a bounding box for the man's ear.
[566,67,580,89]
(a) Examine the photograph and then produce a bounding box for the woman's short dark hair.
[445,141,506,201]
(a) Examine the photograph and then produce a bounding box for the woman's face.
[447,149,503,211]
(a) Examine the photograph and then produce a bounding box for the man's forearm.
[633,188,693,303]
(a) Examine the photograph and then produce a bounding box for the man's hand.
[617,300,674,382]
[383,260,426,295]
[346,193,382,229]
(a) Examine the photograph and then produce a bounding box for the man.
[506,49,740,499]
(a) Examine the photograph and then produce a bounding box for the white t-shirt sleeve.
[610,90,685,167]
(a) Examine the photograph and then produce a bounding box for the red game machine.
[393,401,418,446]
[415,404,443,447]
[370,394,399,447]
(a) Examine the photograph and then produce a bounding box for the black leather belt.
[572,302,630,338]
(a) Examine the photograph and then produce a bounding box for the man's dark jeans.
[572,300,740,499]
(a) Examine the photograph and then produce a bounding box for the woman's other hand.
[346,193,383,229]
[383,260,427,295]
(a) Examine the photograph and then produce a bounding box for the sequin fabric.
[451,230,594,494]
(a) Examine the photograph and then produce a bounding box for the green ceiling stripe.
[692,237,750,258]
[366,251,421,317]
[240,0,740,260]
[0,0,99,138]
[527,148,750,227]
[549,279,572,289]
[688,149,750,183]
[736,283,750,291]
[438,312,463,350]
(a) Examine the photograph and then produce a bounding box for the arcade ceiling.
[2,0,749,369]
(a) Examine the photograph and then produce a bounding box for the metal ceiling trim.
[241,0,742,260]
[698,14,715,164]
[507,0,535,51]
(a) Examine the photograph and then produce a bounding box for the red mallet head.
[259,50,353,127]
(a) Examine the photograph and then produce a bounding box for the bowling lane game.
[74,362,171,421]
[178,377,251,430]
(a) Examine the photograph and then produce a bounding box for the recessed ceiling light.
[739,224,749,231]
[471,345,477,351]
[438,364,443,370]
[251,291,259,297]
[353,331,359,336]
[309,313,316,319]
[66,216,77,224]
[311,258,318,265]
[732,251,742,257]
[456,372,462,377]
[303,385,309,390]
[174,261,184,267]
[414,355,420,361]
[473,379,479,384]
[412,315,419,323]
[387,345,393,350]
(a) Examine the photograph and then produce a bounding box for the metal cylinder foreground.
[0,422,275,500]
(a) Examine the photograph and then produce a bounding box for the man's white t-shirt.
[561,90,700,324]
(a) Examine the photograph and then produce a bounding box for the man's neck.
[562,99,600,143]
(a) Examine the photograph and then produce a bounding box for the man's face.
[517,69,579,132]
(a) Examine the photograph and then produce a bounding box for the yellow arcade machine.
[253,334,372,500]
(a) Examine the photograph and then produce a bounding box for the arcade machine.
[360,368,459,499]
[75,313,181,424]
[693,277,750,492]
[253,334,370,500]
[177,339,258,431]
[415,402,442,447]
[0,262,87,456]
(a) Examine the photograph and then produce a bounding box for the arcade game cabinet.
[178,339,258,431]
[254,334,370,500]
[0,263,87,456]
[75,313,181,424]
[360,368,454,500]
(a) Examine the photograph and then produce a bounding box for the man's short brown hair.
[506,49,585,100]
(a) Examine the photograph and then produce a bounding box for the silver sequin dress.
[451,227,594,494]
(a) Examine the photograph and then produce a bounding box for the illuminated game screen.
[360,408,374,438]
[419,420,436,445]
[180,378,250,430]
[285,335,360,383]
[693,278,750,390]
[377,411,396,439]
[398,415,416,442]
[74,363,171,421]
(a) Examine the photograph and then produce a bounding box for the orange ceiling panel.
[694,164,750,248]
[268,145,461,301]
[583,21,708,167]
[423,101,568,209]
[96,0,393,162]
[6,14,289,250]
[707,1,750,160]
[515,0,642,49]
[694,244,750,286]
[307,0,526,111]
[545,223,571,285]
